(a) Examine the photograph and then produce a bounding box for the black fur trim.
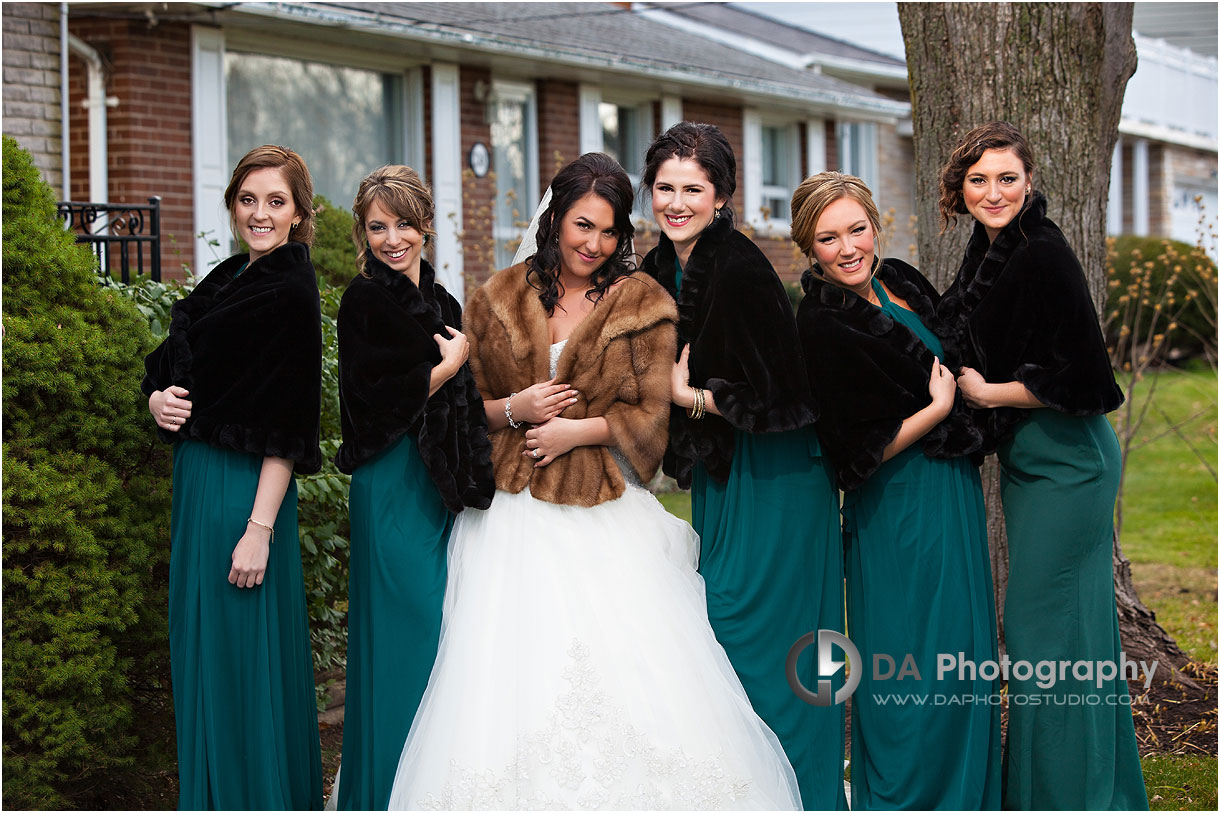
[797,259,984,491]
[142,242,323,473]
[936,193,1123,452]
[333,257,494,513]
[639,217,816,487]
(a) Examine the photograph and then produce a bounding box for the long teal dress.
[169,439,323,810]
[692,428,846,810]
[338,434,454,810]
[999,411,1148,810]
[680,263,847,811]
[841,280,1001,810]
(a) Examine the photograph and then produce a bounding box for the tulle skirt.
[387,485,801,810]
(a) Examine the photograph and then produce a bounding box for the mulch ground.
[1130,661,1218,757]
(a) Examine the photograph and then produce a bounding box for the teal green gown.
[169,439,323,810]
[338,434,454,810]
[682,258,847,811]
[841,281,1001,810]
[692,428,846,811]
[998,411,1148,810]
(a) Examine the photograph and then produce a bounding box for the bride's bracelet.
[505,393,523,429]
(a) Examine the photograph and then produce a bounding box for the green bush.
[311,195,357,291]
[1106,234,1218,362]
[296,281,351,687]
[2,137,175,807]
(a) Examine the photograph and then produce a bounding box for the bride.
[387,153,801,810]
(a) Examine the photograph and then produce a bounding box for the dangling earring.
[291,220,299,231]
[713,208,722,221]
[1025,186,1031,196]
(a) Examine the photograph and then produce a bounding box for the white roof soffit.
[226,2,909,121]
[635,5,908,85]
[1119,119,1218,152]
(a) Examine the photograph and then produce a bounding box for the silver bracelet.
[505,392,522,429]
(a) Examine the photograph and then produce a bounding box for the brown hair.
[223,144,315,245]
[640,121,736,226]
[351,165,436,275]
[790,171,884,263]
[527,152,636,315]
[938,121,1035,231]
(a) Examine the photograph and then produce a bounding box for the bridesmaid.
[142,145,324,810]
[790,171,1001,810]
[935,121,1147,810]
[333,165,494,809]
[638,122,846,810]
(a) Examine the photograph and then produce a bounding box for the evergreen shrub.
[2,136,175,807]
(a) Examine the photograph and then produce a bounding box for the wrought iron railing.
[57,197,162,282]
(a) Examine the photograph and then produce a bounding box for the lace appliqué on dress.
[415,641,753,810]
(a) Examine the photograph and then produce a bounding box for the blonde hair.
[223,145,315,245]
[790,171,884,262]
[351,165,435,275]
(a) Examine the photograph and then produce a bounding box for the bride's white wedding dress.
[386,343,801,811]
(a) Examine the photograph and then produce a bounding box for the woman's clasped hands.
[513,378,580,466]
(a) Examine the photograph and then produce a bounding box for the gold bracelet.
[247,517,274,543]
[687,387,706,420]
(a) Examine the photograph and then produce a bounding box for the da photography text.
[786,630,1159,707]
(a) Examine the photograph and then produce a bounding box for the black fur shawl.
[639,217,816,487]
[797,259,984,491]
[333,257,493,513]
[141,242,323,474]
[936,193,1123,451]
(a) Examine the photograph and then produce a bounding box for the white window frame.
[191,25,228,277]
[837,120,879,191]
[490,79,539,269]
[579,88,655,222]
[744,110,801,234]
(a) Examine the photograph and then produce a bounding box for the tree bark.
[899,3,1193,679]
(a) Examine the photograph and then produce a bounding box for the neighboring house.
[1110,33,1218,255]
[2,0,910,297]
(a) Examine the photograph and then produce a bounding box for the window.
[837,121,878,191]
[761,124,798,222]
[490,81,538,269]
[599,100,652,219]
[225,52,403,210]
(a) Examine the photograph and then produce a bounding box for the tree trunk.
[899,3,1193,680]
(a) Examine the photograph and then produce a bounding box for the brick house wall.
[1166,146,1219,237]
[536,79,579,191]
[458,65,495,292]
[1149,142,1168,237]
[3,2,64,191]
[877,122,917,264]
[68,16,194,279]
